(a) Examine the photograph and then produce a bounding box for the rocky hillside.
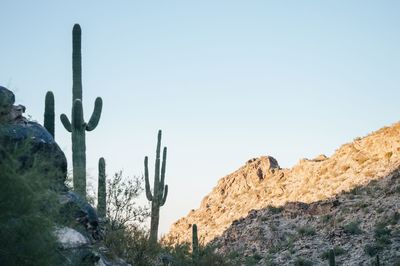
[164,122,400,249]
[212,169,400,265]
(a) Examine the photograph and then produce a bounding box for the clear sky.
[1,1,400,236]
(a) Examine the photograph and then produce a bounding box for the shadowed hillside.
[165,122,400,250]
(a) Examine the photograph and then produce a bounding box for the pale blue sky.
[1,1,400,235]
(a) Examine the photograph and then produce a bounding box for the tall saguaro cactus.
[145,130,168,245]
[192,224,199,264]
[97,157,106,217]
[44,91,55,138]
[60,24,103,198]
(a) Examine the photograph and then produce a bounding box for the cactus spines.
[60,24,103,198]
[145,130,168,245]
[97,157,106,217]
[329,249,336,266]
[192,224,199,264]
[44,91,55,138]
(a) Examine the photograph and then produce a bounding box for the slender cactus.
[192,224,199,264]
[60,24,103,198]
[144,130,168,245]
[97,157,106,217]
[329,249,335,266]
[44,91,55,138]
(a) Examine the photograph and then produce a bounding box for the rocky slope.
[164,122,400,249]
[212,169,400,265]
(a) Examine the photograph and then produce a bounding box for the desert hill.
[164,122,400,255]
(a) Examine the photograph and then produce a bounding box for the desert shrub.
[106,171,150,230]
[297,225,316,236]
[294,257,313,266]
[374,222,391,245]
[321,246,346,260]
[365,243,384,257]
[0,144,62,265]
[343,221,363,235]
[103,171,152,264]
[321,214,332,224]
[268,206,284,214]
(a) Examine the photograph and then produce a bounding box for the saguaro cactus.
[60,24,103,198]
[329,249,336,266]
[44,91,55,138]
[97,157,106,217]
[192,224,199,264]
[144,130,168,245]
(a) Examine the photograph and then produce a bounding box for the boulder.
[0,86,67,189]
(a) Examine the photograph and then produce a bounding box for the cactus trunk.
[192,224,199,264]
[44,91,55,138]
[97,157,106,217]
[60,24,103,199]
[145,130,168,246]
[329,249,335,266]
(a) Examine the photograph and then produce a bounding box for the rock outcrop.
[0,87,128,266]
[0,86,67,188]
[164,122,400,247]
[212,168,400,265]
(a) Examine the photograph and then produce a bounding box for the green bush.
[297,226,316,236]
[0,144,62,265]
[343,221,363,235]
[321,246,346,260]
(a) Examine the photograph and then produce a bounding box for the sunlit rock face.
[165,122,400,247]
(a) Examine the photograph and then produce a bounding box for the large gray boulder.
[0,86,67,189]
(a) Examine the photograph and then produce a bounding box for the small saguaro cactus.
[329,249,336,266]
[144,130,168,245]
[44,91,55,138]
[60,24,103,198]
[192,224,199,264]
[97,157,106,218]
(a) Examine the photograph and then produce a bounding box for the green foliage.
[374,222,391,245]
[244,254,263,265]
[321,214,333,224]
[268,206,284,214]
[297,225,316,236]
[97,157,106,217]
[106,171,150,231]
[294,257,313,266]
[144,130,169,245]
[343,221,363,235]
[44,91,55,138]
[60,24,103,198]
[321,246,345,260]
[0,144,62,265]
[365,243,384,257]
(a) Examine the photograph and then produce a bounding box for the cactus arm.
[60,114,72,132]
[144,156,153,201]
[44,91,55,138]
[86,97,103,131]
[160,147,167,192]
[160,185,168,206]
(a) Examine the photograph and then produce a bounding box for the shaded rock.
[0,86,67,189]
